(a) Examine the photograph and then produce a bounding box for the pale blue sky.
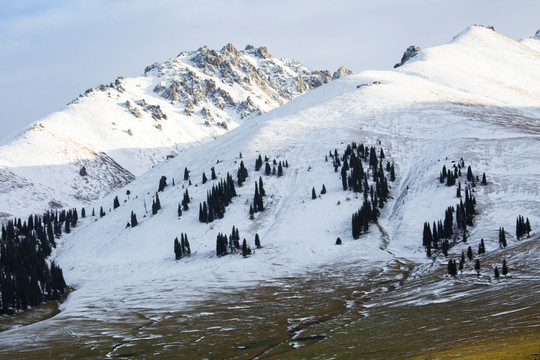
[1,0,539,141]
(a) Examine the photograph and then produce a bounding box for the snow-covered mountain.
[1,25,539,357]
[0,44,350,219]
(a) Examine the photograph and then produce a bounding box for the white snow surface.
[1,26,539,325]
[0,44,343,218]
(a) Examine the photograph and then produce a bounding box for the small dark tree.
[502,259,508,276]
[113,196,120,209]
[177,203,182,218]
[265,162,271,176]
[475,259,481,276]
[100,207,105,217]
[467,246,473,261]
[494,266,500,281]
[81,207,86,218]
[92,208,95,216]
[481,172,487,185]
[278,162,283,177]
[158,175,167,192]
[211,167,217,180]
[321,184,327,195]
[184,167,190,181]
[255,233,261,248]
[242,239,249,257]
[126,189,131,199]
[259,177,265,196]
[335,237,342,245]
[202,172,208,184]
[499,227,507,248]
[312,187,317,199]
[131,211,138,227]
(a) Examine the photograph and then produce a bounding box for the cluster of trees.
[1,213,67,314]
[328,142,394,239]
[178,189,191,217]
[250,177,265,219]
[216,227,258,257]
[152,193,162,215]
[174,233,191,260]
[199,174,237,223]
[516,215,531,239]
[439,161,487,188]
[498,227,507,249]
[237,161,249,186]
[255,155,288,177]
[424,159,480,257]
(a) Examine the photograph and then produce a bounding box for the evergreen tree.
[174,237,181,260]
[467,166,474,182]
[498,227,507,248]
[211,167,217,180]
[255,233,261,248]
[255,155,263,171]
[494,266,500,281]
[81,207,86,218]
[265,163,271,176]
[202,172,208,184]
[131,211,138,227]
[92,208,95,217]
[184,167,190,181]
[390,163,395,182]
[312,187,317,199]
[321,184,327,195]
[467,246,473,261]
[177,203,182,218]
[502,259,508,276]
[475,259,481,275]
[241,239,250,257]
[335,237,342,245]
[113,196,120,209]
[158,175,167,192]
[259,177,265,196]
[278,162,283,177]
[100,207,105,217]
[481,172,487,185]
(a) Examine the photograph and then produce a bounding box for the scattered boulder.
[333,66,352,79]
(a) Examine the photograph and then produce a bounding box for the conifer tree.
[255,155,263,171]
[321,184,327,195]
[92,208,95,217]
[502,259,508,276]
[467,246,473,261]
[177,203,182,218]
[211,167,217,180]
[100,207,105,217]
[242,239,250,257]
[259,176,265,196]
[158,176,167,192]
[278,162,283,177]
[81,207,86,218]
[184,167,190,181]
[312,187,317,199]
[481,172,487,185]
[265,162,271,176]
[335,237,342,245]
[202,172,208,184]
[475,259,481,276]
[494,266,500,281]
[113,196,120,209]
[499,227,507,248]
[131,211,138,227]
[255,233,261,248]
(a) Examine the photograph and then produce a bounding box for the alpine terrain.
[0,25,539,359]
[0,44,350,219]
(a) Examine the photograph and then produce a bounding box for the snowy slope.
[0,44,350,219]
[42,25,540,321]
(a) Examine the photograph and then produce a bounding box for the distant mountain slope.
[0,44,350,218]
[47,25,540,318]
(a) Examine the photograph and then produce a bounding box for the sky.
[0,0,539,141]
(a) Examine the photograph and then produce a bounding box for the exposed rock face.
[535,29,540,40]
[333,66,353,79]
[394,45,421,68]
[148,44,351,123]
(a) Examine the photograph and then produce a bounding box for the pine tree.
[335,237,342,245]
[499,227,507,248]
[259,177,265,196]
[113,196,120,209]
[177,203,182,218]
[158,175,167,192]
[130,211,138,227]
[184,167,190,181]
[321,184,327,195]
[265,163,271,176]
[278,162,283,177]
[100,207,105,217]
[81,207,86,218]
[475,259,481,276]
[467,246,473,261]
[174,237,181,260]
[494,266,500,281]
[255,155,263,171]
[211,167,217,180]
[202,172,208,184]
[481,172,487,185]
[255,233,261,248]
[242,239,249,257]
[502,259,508,276]
[312,187,317,199]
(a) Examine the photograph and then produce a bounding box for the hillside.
[0,25,539,358]
[0,44,350,219]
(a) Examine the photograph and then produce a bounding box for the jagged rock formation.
[0,44,350,218]
[394,45,421,68]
